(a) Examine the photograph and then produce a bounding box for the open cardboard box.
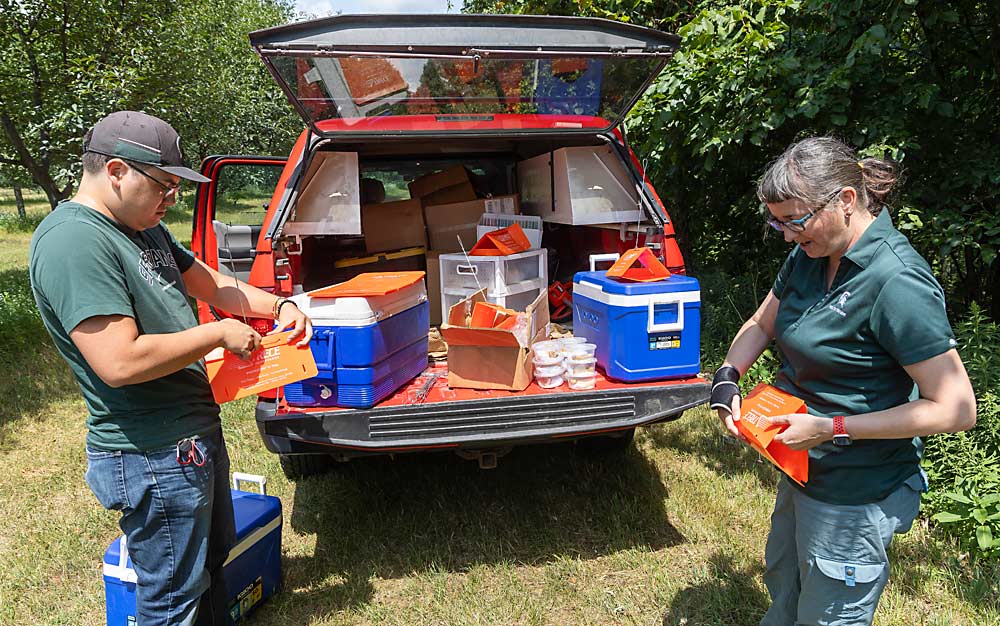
[440,288,549,391]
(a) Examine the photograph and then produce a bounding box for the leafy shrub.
[0,211,44,233]
[0,270,45,363]
[922,303,1000,559]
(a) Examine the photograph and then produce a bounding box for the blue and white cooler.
[282,279,429,409]
[103,473,282,625]
[572,265,701,382]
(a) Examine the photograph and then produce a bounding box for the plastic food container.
[565,357,597,375]
[533,364,564,377]
[565,343,597,361]
[565,372,596,390]
[558,336,588,347]
[532,352,564,367]
[532,340,562,360]
[535,373,565,389]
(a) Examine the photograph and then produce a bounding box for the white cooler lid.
[292,280,427,327]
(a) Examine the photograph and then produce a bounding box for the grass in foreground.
[1,188,997,625]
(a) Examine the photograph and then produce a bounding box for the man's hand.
[217,318,262,360]
[270,302,313,347]
[771,414,833,450]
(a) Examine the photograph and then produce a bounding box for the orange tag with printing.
[605,247,671,282]
[737,383,810,486]
[206,331,318,404]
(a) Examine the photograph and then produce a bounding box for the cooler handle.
[232,472,267,495]
[647,294,685,333]
[589,253,621,271]
[456,264,479,276]
[117,536,138,583]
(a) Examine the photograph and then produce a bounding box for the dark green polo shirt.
[771,209,956,504]
[29,202,220,452]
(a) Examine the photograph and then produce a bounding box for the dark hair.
[81,128,109,174]
[757,136,900,215]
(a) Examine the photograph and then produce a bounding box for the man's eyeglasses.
[765,189,841,233]
[126,160,181,197]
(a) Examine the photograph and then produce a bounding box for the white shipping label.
[484,197,516,214]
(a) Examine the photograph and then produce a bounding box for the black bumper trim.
[256,380,709,457]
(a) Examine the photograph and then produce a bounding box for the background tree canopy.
[464,0,1000,320]
[0,0,300,208]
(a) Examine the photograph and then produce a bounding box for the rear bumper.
[255,379,709,458]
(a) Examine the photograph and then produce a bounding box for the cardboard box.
[408,165,473,199]
[362,199,427,254]
[483,194,520,215]
[425,250,444,326]
[440,289,549,391]
[285,151,361,235]
[421,181,478,206]
[424,197,493,252]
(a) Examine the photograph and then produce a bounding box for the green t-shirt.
[29,202,220,452]
[771,209,955,505]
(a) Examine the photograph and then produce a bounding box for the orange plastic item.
[736,383,810,486]
[206,331,318,404]
[605,247,671,282]
[470,301,515,328]
[469,222,532,256]
[308,271,425,298]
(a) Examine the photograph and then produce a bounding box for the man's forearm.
[108,323,223,387]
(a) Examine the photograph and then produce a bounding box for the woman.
[711,137,976,626]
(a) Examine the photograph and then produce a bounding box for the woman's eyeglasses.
[765,190,841,233]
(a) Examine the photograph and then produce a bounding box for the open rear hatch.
[249,13,679,136]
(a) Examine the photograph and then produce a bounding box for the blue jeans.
[86,427,236,626]
[760,473,925,626]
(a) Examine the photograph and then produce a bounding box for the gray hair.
[757,137,899,215]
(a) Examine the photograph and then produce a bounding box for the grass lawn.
[1,189,998,625]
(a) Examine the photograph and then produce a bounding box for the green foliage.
[0,211,44,233]
[0,270,44,366]
[0,0,301,208]
[922,303,1000,559]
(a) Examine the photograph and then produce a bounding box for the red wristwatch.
[832,415,852,446]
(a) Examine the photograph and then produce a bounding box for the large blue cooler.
[102,474,282,625]
[572,270,701,382]
[283,279,430,408]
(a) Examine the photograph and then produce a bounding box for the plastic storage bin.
[103,474,282,625]
[439,249,547,295]
[572,271,701,382]
[477,214,543,249]
[284,280,430,408]
[442,278,545,322]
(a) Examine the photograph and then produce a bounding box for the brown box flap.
[361,198,427,254]
[408,164,472,199]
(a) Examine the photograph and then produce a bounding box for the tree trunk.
[0,109,70,210]
[13,181,26,219]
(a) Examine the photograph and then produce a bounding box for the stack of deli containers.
[283,280,429,408]
[531,337,596,390]
[572,270,701,382]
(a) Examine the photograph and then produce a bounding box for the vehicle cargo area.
[246,133,708,464]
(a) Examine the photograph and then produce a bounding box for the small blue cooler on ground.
[572,267,701,382]
[283,279,429,408]
[102,473,282,625]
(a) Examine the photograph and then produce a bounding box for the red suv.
[190,14,709,478]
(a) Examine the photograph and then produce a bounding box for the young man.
[29,111,311,625]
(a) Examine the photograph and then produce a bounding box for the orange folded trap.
[469,222,532,256]
[307,271,426,298]
[469,301,516,328]
[736,383,810,486]
[605,247,671,282]
[206,330,318,404]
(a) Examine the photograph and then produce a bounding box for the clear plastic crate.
[442,277,546,322]
[439,249,547,296]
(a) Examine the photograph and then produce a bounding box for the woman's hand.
[771,414,834,450]
[270,302,313,347]
[716,396,748,443]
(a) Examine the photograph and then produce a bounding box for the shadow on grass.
[0,268,78,445]
[661,550,769,626]
[279,442,682,616]
[647,412,782,489]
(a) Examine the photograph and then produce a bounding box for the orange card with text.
[206,331,318,404]
[737,383,810,486]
